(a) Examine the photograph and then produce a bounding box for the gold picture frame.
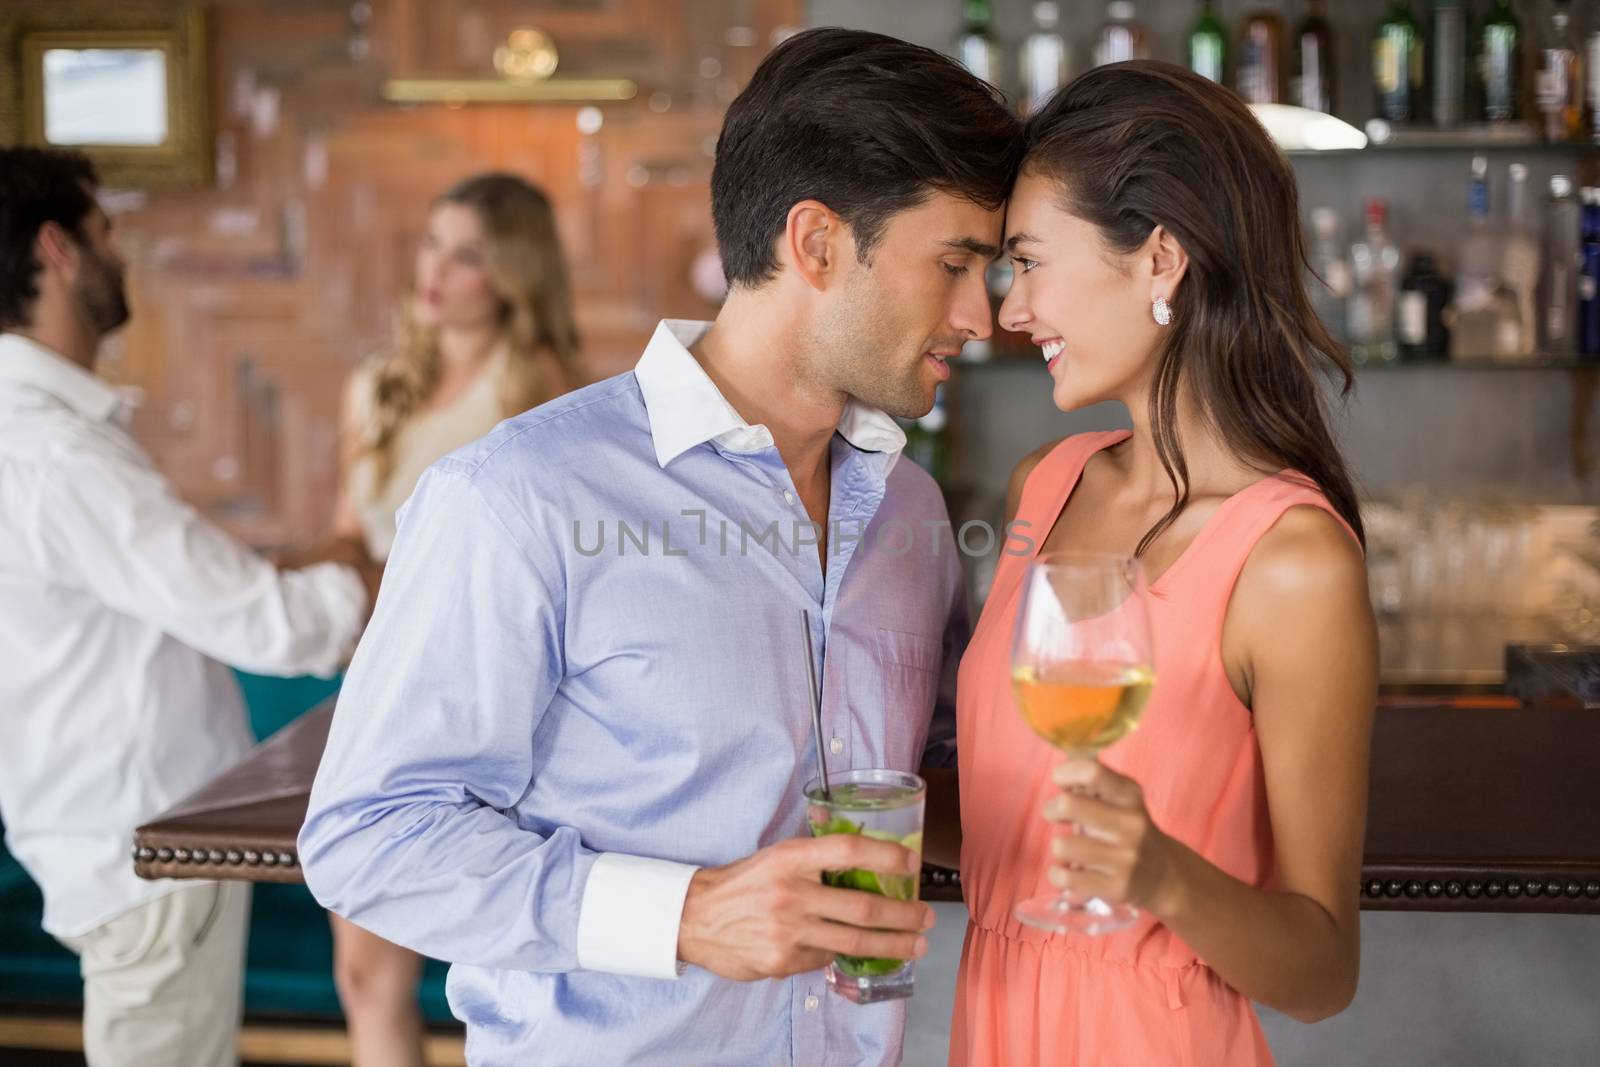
[0,7,211,187]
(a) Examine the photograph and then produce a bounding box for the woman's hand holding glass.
[1043,758,1181,917]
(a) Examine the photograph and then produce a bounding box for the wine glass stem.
[1053,748,1090,899]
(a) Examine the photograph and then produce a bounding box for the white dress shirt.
[0,333,367,937]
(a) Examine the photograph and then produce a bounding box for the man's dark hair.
[711,28,1022,289]
[0,146,100,330]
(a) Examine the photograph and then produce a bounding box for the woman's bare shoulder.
[1242,504,1367,603]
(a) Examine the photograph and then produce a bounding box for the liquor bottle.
[1502,163,1540,359]
[1588,27,1600,144]
[1291,0,1335,114]
[1398,252,1452,361]
[1020,2,1069,115]
[1375,2,1426,124]
[1348,198,1401,365]
[1430,0,1467,129]
[1541,174,1581,358]
[1307,207,1351,346]
[957,0,1002,87]
[1480,0,1522,124]
[1453,156,1520,359]
[1579,188,1600,358]
[1453,156,1494,358]
[1189,1,1228,85]
[1095,1,1149,68]
[1536,0,1584,143]
[1237,6,1286,105]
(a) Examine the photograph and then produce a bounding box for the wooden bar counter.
[134,698,1600,914]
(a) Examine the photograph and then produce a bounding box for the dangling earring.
[1152,296,1173,326]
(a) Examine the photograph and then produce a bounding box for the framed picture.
[0,7,211,187]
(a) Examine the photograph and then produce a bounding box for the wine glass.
[1011,551,1156,935]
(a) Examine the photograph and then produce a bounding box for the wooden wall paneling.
[11,0,803,547]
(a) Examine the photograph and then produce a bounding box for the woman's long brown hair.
[1024,60,1365,551]
[360,173,581,491]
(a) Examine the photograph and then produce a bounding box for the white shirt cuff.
[575,853,698,980]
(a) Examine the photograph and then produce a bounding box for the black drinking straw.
[801,609,832,801]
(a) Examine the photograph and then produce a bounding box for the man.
[0,146,373,1067]
[300,28,1020,1065]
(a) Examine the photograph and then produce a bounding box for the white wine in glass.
[1011,551,1156,935]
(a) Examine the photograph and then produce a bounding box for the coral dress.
[952,431,1356,1067]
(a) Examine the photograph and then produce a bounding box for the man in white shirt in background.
[0,146,373,1067]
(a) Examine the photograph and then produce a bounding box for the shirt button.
[829,737,844,755]
[783,489,796,504]
[804,995,820,1013]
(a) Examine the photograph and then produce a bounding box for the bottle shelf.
[950,353,1598,372]
[1287,127,1600,159]
[1355,356,1599,370]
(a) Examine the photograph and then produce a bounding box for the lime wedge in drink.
[814,828,923,901]
[864,828,923,854]
[811,815,864,837]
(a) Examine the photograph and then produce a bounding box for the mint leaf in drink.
[835,955,907,978]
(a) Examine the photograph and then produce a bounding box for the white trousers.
[58,881,251,1067]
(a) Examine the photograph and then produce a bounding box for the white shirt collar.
[0,332,130,423]
[632,319,907,468]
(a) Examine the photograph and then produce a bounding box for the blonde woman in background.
[329,172,579,1066]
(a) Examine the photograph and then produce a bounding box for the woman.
[951,62,1377,1066]
[329,172,579,1066]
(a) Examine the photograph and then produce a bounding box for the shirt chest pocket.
[873,627,942,766]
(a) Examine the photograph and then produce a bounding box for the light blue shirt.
[301,320,966,1066]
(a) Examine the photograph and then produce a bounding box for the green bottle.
[1374,2,1425,124]
[957,0,1001,86]
[1189,1,1228,85]
[1480,0,1521,123]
